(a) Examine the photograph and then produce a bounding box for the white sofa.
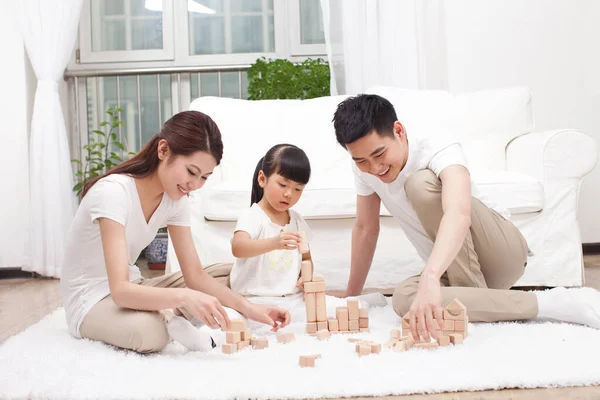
[166,86,598,290]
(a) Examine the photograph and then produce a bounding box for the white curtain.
[20,0,83,277]
[320,0,449,95]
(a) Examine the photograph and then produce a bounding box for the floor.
[2,255,600,399]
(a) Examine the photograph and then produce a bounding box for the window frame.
[287,0,327,57]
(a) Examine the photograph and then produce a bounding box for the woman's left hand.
[243,303,291,332]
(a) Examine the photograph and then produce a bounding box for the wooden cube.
[226,331,241,344]
[336,307,349,331]
[359,308,369,318]
[316,330,331,341]
[347,298,359,320]
[370,343,382,354]
[359,328,370,332]
[328,319,339,332]
[306,322,317,334]
[359,318,369,328]
[390,329,401,339]
[222,343,237,354]
[301,260,313,283]
[238,340,250,350]
[251,338,269,349]
[240,328,251,341]
[437,335,450,346]
[443,298,467,320]
[298,232,310,254]
[454,317,468,332]
[442,319,455,331]
[358,344,371,356]
[449,333,464,345]
[304,281,326,293]
[348,338,361,343]
[401,315,410,330]
[226,319,246,332]
[305,292,316,323]
[317,321,328,331]
[393,341,407,352]
[348,320,359,332]
[316,292,327,322]
[385,338,398,348]
[299,355,316,368]
[415,342,439,349]
[277,333,295,343]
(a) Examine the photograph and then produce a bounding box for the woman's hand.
[180,288,231,330]
[242,302,291,332]
[271,232,300,251]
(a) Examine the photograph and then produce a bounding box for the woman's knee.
[124,312,170,353]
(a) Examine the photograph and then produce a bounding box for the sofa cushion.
[202,170,543,221]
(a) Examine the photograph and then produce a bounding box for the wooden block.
[415,342,439,349]
[226,319,246,332]
[316,330,331,341]
[390,329,401,339]
[328,319,339,332]
[301,260,313,283]
[305,292,316,323]
[226,331,241,344]
[385,338,398,348]
[298,231,310,254]
[238,340,250,350]
[348,320,359,331]
[347,298,359,320]
[348,338,362,343]
[222,343,237,354]
[359,317,369,328]
[312,275,324,282]
[299,355,316,368]
[336,307,349,331]
[449,333,464,345]
[437,335,450,346]
[240,328,251,341]
[454,317,468,332]
[358,344,371,356]
[443,298,467,320]
[304,281,326,293]
[442,319,455,331]
[359,328,370,332]
[277,333,295,343]
[306,322,317,334]
[359,308,369,318]
[317,321,328,331]
[393,341,407,352]
[370,343,382,354]
[316,292,327,322]
[402,318,410,330]
[251,338,269,349]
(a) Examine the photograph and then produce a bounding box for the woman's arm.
[231,230,300,258]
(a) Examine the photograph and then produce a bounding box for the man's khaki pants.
[392,169,538,322]
[79,263,232,353]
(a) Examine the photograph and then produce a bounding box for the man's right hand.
[326,290,347,298]
[181,288,231,330]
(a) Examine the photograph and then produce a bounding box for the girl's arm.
[231,230,300,258]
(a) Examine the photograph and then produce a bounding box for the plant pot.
[146,232,168,270]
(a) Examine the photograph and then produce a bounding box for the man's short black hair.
[332,94,398,147]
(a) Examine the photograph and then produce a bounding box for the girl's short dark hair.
[251,144,311,205]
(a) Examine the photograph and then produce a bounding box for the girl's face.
[258,172,305,212]
[157,142,217,200]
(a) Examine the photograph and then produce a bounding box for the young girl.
[60,111,290,354]
[229,144,385,329]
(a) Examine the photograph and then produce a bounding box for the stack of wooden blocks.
[302,260,369,338]
[389,298,468,351]
[222,319,268,354]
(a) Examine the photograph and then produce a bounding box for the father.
[332,94,600,341]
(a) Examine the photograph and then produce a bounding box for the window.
[289,0,326,56]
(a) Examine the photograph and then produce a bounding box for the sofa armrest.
[506,129,598,182]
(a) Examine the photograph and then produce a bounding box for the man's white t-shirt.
[60,174,190,338]
[230,204,312,297]
[352,134,508,262]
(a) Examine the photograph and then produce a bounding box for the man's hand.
[326,290,347,299]
[408,275,445,342]
[242,303,291,332]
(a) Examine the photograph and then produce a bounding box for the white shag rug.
[2,294,600,400]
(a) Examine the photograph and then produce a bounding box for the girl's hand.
[243,303,291,332]
[272,231,300,250]
[181,288,231,330]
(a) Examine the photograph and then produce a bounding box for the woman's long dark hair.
[251,144,311,205]
[82,111,223,197]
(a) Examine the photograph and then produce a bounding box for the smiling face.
[258,172,305,212]
[156,140,217,200]
[345,121,409,183]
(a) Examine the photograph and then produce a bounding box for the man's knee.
[404,169,440,206]
[392,277,420,317]
[125,312,170,353]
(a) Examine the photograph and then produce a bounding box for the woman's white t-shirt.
[352,135,508,262]
[60,174,190,338]
[230,204,312,297]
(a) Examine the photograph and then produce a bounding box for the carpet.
[2,293,600,400]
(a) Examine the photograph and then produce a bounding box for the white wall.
[0,2,35,268]
[444,0,600,243]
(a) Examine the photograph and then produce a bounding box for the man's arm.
[346,193,381,296]
[421,165,472,281]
